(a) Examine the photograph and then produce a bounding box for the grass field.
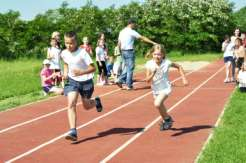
[198,88,246,163]
[0,52,221,111]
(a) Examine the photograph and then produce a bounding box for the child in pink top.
[40,59,63,95]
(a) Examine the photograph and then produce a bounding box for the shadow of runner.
[72,127,144,144]
[170,125,213,137]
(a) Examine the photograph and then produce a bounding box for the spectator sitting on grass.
[40,59,63,96]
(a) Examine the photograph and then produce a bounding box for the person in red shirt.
[80,36,93,56]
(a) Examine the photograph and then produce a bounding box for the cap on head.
[43,59,50,65]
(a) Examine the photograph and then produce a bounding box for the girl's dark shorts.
[236,57,244,69]
[42,86,53,93]
[224,56,234,63]
[96,61,108,76]
[64,78,94,98]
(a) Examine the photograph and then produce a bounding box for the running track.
[0,60,235,163]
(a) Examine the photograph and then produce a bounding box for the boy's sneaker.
[95,96,103,112]
[160,116,173,131]
[65,130,77,141]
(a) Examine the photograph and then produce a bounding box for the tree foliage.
[0,0,238,60]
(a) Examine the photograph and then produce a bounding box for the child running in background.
[40,59,63,96]
[47,38,63,86]
[222,35,235,83]
[96,39,108,85]
[238,63,246,92]
[61,31,103,141]
[80,36,93,56]
[143,44,188,130]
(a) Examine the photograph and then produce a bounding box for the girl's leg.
[154,92,173,130]
[224,62,231,82]
[154,93,169,119]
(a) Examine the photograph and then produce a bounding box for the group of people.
[222,28,246,92]
[39,18,189,142]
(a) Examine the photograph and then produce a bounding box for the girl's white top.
[222,42,234,57]
[61,48,94,81]
[48,47,61,69]
[145,59,172,94]
[238,70,246,88]
[96,46,106,61]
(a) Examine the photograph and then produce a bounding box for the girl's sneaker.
[160,116,173,131]
[224,78,230,83]
[65,129,77,141]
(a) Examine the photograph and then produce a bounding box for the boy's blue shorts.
[64,78,94,98]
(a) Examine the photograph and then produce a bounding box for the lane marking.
[0,70,186,134]
[0,89,120,134]
[5,71,196,163]
[100,66,225,163]
[194,89,236,163]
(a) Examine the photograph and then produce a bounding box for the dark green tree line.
[0,0,240,60]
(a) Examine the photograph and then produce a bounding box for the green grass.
[0,52,221,111]
[0,59,46,111]
[167,51,222,62]
[198,88,246,163]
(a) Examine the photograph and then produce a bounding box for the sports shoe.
[115,81,123,88]
[160,116,173,131]
[95,96,103,112]
[65,131,77,141]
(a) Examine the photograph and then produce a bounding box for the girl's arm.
[171,62,188,85]
[41,73,56,82]
[47,48,53,59]
[143,68,156,83]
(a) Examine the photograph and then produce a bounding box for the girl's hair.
[235,37,242,45]
[224,35,230,40]
[145,44,166,59]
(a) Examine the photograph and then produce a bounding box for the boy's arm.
[171,62,188,86]
[72,63,96,76]
[63,63,68,80]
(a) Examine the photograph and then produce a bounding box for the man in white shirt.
[117,18,157,90]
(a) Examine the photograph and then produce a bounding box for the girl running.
[143,44,188,130]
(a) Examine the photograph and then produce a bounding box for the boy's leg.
[65,91,79,141]
[81,97,103,112]
[79,79,103,112]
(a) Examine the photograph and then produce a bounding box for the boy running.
[61,31,103,141]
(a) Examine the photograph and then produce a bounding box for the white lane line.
[0,88,120,134]
[194,88,236,163]
[5,71,196,163]
[100,66,225,163]
[0,70,186,134]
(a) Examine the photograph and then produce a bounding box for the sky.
[0,0,245,20]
